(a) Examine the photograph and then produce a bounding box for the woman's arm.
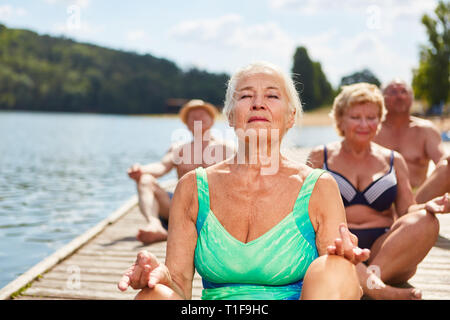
[416,156,450,203]
[127,148,175,181]
[392,151,416,216]
[118,170,198,299]
[309,172,369,264]
[164,170,199,299]
[395,153,449,214]
[140,147,175,178]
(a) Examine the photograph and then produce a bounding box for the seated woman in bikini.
[117,61,370,300]
[308,82,448,300]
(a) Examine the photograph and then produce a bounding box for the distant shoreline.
[2,108,448,130]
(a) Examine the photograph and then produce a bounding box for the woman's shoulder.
[203,159,232,175]
[371,142,403,163]
[281,160,331,185]
[308,141,341,167]
[176,169,198,193]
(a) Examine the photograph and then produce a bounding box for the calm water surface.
[0,111,339,289]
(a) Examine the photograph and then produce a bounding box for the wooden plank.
[22,287,137,300]
[0,195,138,300]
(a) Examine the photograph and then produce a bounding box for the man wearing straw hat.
[127,99,235,244]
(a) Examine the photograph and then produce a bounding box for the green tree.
[292,46,333,111]
[0,24,229,114]
[339,69,381,87]
[412,0,449,109]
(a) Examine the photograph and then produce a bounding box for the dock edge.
[0,195,138,300]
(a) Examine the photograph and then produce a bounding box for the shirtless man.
[374,79,444,189]
[128,99,235,244]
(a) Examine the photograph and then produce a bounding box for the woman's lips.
[248,116,269,123]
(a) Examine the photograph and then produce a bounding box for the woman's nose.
[359,118,369,127]
[252,95,266,110]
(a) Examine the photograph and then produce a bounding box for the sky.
[0,0,440,87]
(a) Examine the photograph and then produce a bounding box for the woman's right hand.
[118,250,171,291]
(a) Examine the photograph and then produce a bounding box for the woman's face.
[230,72,295,141]
[340,102,380,143]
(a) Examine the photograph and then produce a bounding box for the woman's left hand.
[425,193,450,214]
[327,223,370,265]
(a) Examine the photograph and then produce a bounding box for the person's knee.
[303,255,361,299]
[402,211,439,240]
[138,174,157,189]
[134,284,180,300]
[422,211,440,238]
[135,287,154,300]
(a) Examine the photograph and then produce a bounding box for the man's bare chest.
[377,129,427,165]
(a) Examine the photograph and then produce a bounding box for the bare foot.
[136,223,168,244]
[365,284,422,300]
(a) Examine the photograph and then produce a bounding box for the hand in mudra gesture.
[327,223,371,265]
[118,250,170,291]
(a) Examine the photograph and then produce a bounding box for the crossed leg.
[135,174,172,244]
[134,255,362,300]
[357,210,439,300]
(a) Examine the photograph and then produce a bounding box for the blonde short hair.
[330,82,386,136]
[223,61,303,126]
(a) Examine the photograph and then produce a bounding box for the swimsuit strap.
[323,145,328,169]
[195,167,210,235]
[389,150,394,169]
[292,168,325,249]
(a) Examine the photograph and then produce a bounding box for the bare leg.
[135,284,183,300]
[301,255,362,300]
[357,210,439,299]
[135,174,171,244]
[356,262,421,300]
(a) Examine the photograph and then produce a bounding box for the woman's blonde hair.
[330,82,386,136]
[223,61,303,126]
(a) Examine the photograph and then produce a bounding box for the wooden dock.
[1,146,450,300]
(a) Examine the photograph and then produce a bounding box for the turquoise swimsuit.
[193,167,325,300]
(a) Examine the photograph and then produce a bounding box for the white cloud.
[168,14,298,75]
[126,29,147,42]
[318,32,415,86]
[0,5,28,21]
[267,0,435,86]
[169,14,295,59]
[167,12,416,87]
[169,14,242,44]
[269,0,436,17]
[44,0,90,8]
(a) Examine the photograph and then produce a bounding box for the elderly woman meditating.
[308,82,448,300]
[117,61,369,300]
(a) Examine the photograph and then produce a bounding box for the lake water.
[0,111,339,289]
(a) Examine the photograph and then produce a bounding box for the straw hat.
[179,99,217,124]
